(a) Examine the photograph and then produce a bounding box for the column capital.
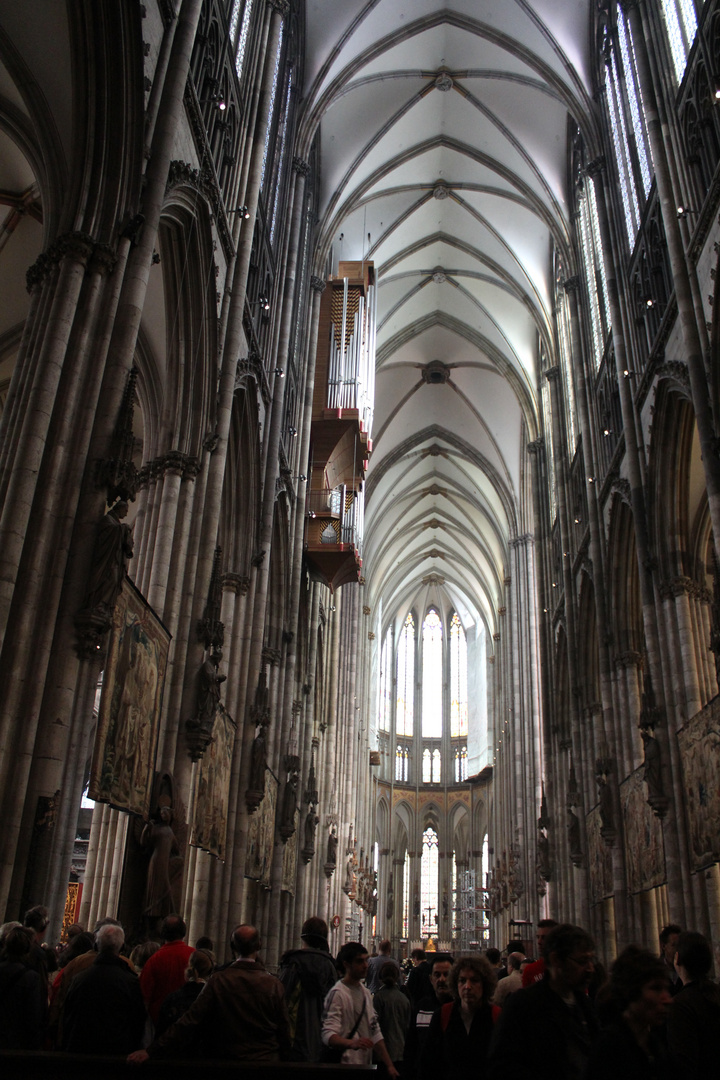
[544,365,561,384]
[310,275,326,293]
[267,0,290,15]
[585,155,606,178]
[562,275,581,294]
[292,156,310,176]
[222,572,250,595]
[526,437,544,456]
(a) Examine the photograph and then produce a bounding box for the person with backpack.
[277,916,338,1062]
[421,954,499,1080]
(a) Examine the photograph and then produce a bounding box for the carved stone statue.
[142,806,181,920]
[279,770,299,840]
[326,826,338,866]
[567,807,583,864]
[641,726,668,816]
[343,855,355,896]
[186,647,227,761]
[249,723,268,794]
[85,500,134,616]
[537,825,552,881]
[304,805,318,848]
[300,805,318,864]
[597,771,615,841]
[197,648,226,727]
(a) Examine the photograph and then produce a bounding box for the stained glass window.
[269,71,292,245]
[450,612,468,737]
[661,0,698,84]
[396,613,414,737]
[454,745,467,782]
[403,851,410,937]
[260,20,284,189]
[395,744,409,782]
[420,827,439,936]
[422,609,442,738]
[233,0,254,80]
[379,626,392,731]
[604,9,653,247]
[422,747,441,783]
[578,174,610,370]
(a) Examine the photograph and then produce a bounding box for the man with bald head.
[128,924,290,1064]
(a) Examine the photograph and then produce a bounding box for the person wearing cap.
[277,916,339,1061]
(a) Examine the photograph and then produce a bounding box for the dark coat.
[149,958,291,1062]
[488,978,599,1080]
[584,1018,672,1080]
[421,999,494,1080]
[62,951,146,1055]
[0,961,47,1049]
[667,978,720,1080]
[155,979,205,1038]
[277,946,338,1061]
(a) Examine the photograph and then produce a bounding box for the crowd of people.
[0,905,718,1080]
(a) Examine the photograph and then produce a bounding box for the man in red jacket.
[139,914,194,1024]
[521,918,558,987]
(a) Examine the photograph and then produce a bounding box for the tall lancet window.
[603,7,653,246]
[260,19,284,189]
[454,745,467,782]
[578,174,610,369]
[229,0,254,81]
[422,609,442,738]
[661,1,698,84]
[396,613,415,737]
[450,613,468,737]
[422,747,441,783]
[420,827,439,936]
[379,626,392,732]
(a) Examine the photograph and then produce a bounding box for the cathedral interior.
[2,0,720,970]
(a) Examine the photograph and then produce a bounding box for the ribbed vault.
[301,0,595,637]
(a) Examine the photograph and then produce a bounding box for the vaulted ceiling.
[303,0,597,636]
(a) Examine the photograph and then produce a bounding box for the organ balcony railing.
[305,484,364,592]
[310,261,376,486]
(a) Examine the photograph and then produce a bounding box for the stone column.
[591,159,690,924]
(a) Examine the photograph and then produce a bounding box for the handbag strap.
[346,993,367,1039]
